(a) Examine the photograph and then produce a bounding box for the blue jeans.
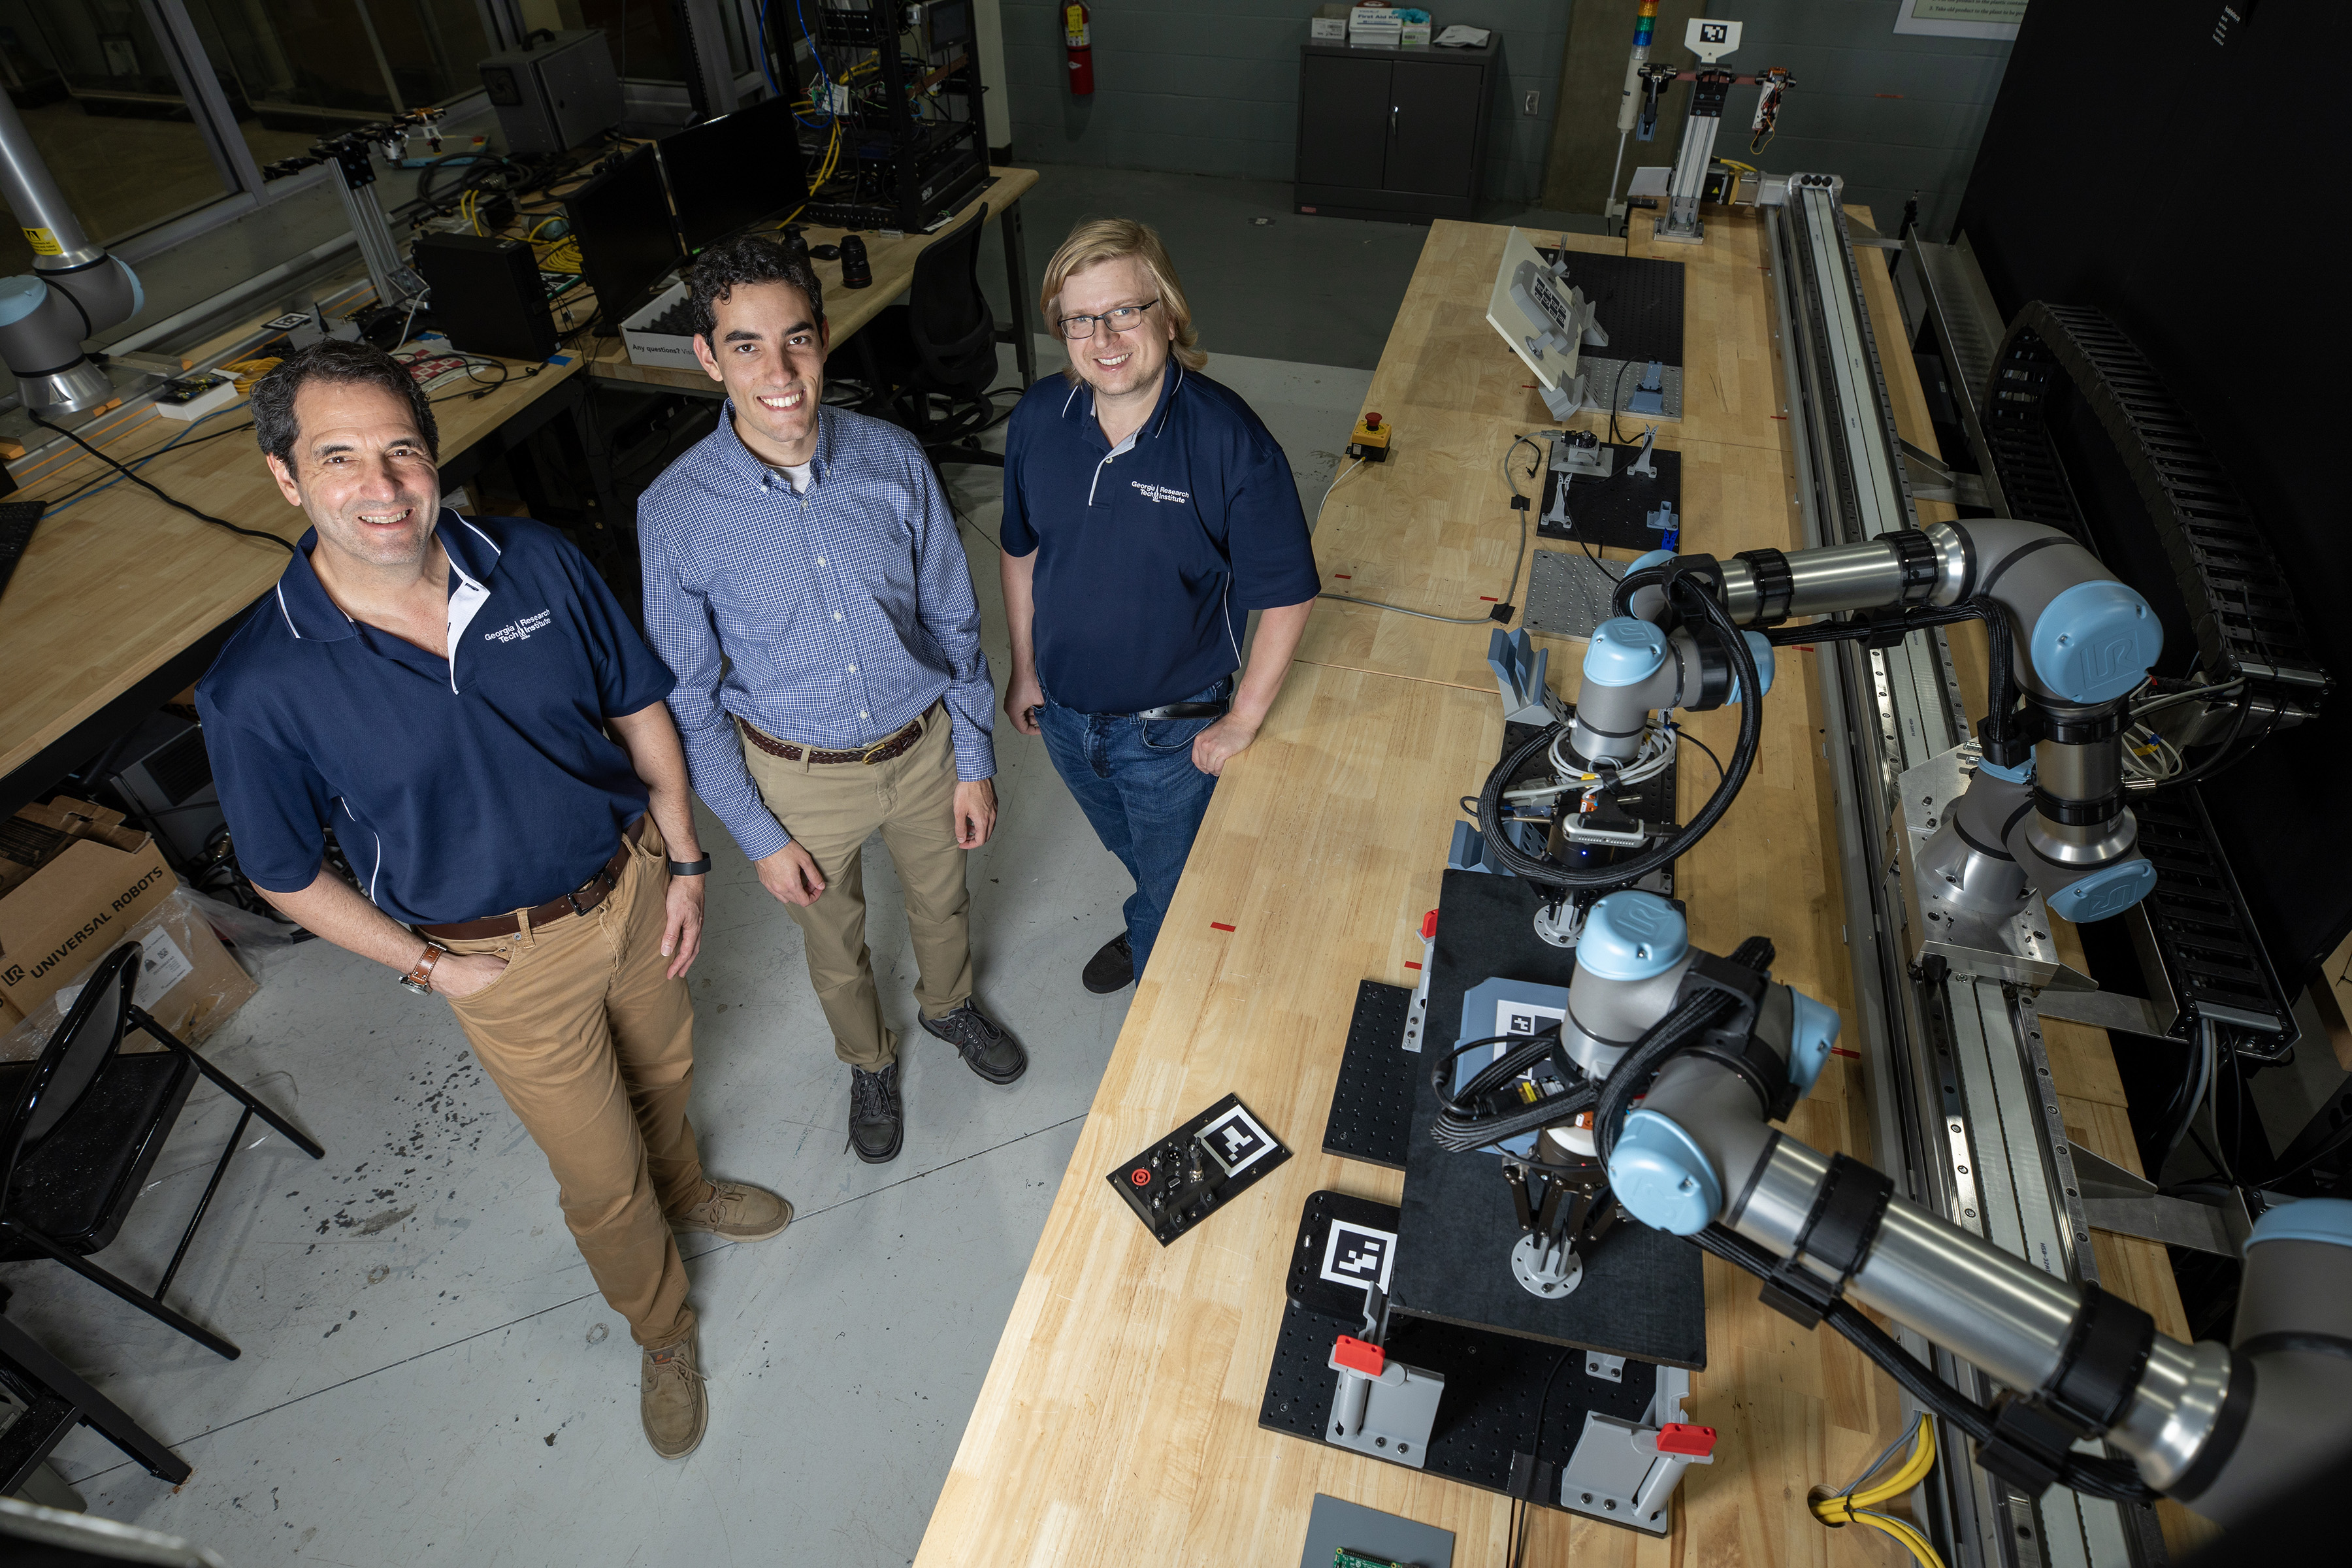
[1036,677,1229,980]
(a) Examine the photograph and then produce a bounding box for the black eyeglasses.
[1056,298,1161,340]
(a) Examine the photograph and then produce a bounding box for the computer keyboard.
[0,499,42,600]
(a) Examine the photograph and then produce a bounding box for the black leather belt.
[1130,700,1228,721]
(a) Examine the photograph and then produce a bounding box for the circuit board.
[1334,1552,1417,1568]
[1107,1092,1290,1246]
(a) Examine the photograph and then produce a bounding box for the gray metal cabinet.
[1295,39,1497,223]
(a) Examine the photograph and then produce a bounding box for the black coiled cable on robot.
[1580,945,2161,1507]
[1473,560,1765,889]
[1428,1028,1598,1155]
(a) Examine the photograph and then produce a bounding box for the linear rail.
[1763,176,2162,1568]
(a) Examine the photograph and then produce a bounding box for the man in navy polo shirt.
[1000,219,1321,993]
[196,340,788,1462]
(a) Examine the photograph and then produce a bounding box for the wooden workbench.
[911,204,2212,1565]
[0,348,589,794]
[578,165,1040,395]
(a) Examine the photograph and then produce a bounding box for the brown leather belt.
[738,710,926,766]
[416,816,646,941]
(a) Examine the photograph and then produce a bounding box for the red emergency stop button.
[1333,1335,1386,1376]
[1658,1422,1716,1456]
[1364,412,1382,429]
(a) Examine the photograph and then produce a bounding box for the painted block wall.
[999,3,2012,237]
[999,1,1571,204]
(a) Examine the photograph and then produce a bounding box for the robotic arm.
[1562,887,2352,1524]
[1477,519,2166,942]
[1461,519,2340,1522]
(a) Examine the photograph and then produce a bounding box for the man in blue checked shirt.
[1000,220,1322,995]
[638,236,1024,1167]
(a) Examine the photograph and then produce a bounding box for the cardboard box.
[1312,3,1349,39]
[0,796,143,900]
[2,891,259,1062]
[621,279,697,371]
[0,826,178,1020]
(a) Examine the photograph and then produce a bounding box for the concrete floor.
[1,333,1371,1566]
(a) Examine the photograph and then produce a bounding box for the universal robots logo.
[1130,480,1191,505]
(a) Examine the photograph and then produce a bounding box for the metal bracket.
[1898,437,1990,508]
[1585,1351,1625,1382]
[2070,1145,2251,1256]
[1559,1365,1713,1536]
[1488,628,1565,728]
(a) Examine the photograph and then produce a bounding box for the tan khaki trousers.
[440,817,704,1348]
[740,702,974,1068]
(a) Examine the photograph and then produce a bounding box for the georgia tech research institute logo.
[1130,480,1190,504]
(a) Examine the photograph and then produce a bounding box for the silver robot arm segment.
[0,88,145,415]
[1576,889,2352,1524]
[1592,519,2165,922]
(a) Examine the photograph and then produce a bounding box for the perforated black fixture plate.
[1536,445,1683,551]
[1536,250,1686,367]
[1324,981,1418,1169]
[1108,1093,1292,1245]
[1389,872,1707,1367]
[1260,1191,1658,1505]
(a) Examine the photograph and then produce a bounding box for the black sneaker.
[847,1063,902,1164]
[1083,932,1135,994]
[919,1001,1028,1085]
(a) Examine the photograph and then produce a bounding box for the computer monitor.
[660,95,811,254]
[561,142,683,335]
[1484,227,1605,419]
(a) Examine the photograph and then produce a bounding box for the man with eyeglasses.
[999,219,1321,995]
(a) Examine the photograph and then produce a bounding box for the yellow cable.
[1811,1414,1944,1568]
[1854,1511,1944,1568]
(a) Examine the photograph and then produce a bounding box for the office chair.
[845,204,1006,470]
[0,941,324,1362]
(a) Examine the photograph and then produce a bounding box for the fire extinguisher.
[1064,3,1094,97]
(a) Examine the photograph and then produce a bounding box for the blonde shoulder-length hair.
[1039,218,1208,384]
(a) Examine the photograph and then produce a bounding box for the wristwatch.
[399,943,446,996]
[667,854,713,877]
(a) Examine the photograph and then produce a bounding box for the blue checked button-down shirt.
[637,404,996,861]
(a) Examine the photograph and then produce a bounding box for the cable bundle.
[1810,1411,1946,1568]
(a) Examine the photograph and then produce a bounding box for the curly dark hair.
[686,233,825,343]
[252,339,438,470]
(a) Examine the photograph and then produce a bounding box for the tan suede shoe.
[672,1179,793,1243]
[641,1332,708,1460]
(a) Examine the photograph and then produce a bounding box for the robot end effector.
[1590,519,2166,926]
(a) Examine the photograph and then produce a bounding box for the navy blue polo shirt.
[1000,361,1320,715]
[195,513,676,926]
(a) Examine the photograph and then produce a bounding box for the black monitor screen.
[661,95,810,254]
[562,143,681,330]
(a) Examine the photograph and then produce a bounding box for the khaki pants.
[740,702,973,1068]
[440,817,704,1348]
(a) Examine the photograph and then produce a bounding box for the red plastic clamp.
[1657,1422,1717,1456]
[1333,1335,1386,1377]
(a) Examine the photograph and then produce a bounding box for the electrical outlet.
[1523,90,1541,116]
